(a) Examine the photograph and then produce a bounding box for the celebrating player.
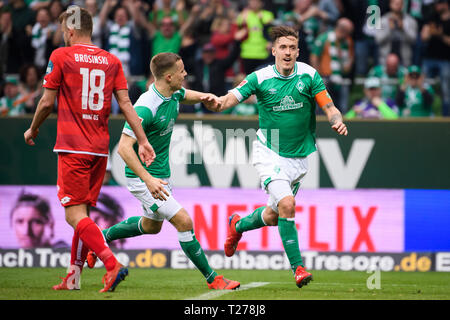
[86,52,240,290]
[24,6,155,292]
[219,25,348,288]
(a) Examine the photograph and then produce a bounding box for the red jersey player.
[24,6,155,293]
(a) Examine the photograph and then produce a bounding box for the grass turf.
[0,268,449,300]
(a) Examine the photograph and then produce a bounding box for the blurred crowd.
[0,0,449,118]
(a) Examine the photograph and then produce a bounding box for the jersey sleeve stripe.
[229,88,244,102]
[122,127,137,139]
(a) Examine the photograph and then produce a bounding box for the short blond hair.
[150,52,182,79]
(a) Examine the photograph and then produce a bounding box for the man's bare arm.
[24,88,57,145]
[321,102,348,136]
[118,134,169,200]
[218,92,240,111]
[181,89,222,111]
[115,89,156,166]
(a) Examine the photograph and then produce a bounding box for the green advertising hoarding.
[1,116,449,189]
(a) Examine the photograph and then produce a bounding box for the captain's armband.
[315,90,334,109]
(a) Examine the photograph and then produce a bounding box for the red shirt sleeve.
[43,49,63,89]
[114,58,128,91]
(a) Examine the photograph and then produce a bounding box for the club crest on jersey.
[296,79,305,93]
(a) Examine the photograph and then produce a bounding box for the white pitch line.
[185,282,270,300]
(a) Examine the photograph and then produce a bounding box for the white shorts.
[126,177,182,221]
[252,139,309,213]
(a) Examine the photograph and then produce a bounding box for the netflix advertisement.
[0,186,448,253]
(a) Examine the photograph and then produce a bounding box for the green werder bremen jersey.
[123,83,186,179]
[230,62,326,158]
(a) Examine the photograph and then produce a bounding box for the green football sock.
[178,230,218,284]
[103,216,145,243]
[278,217,304,272]
[235,206,266,233]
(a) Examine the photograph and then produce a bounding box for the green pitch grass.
[0,268,449,300]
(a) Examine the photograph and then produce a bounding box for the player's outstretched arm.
[218,92,240,112]
[181,89,222,112]
[115,89,156,166]
[24,88,57,146]
[117,133,169,201]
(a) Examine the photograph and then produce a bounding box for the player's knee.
[263,208,279,226]
[277,196,296,218]
[141,217,162,234]
[170,209,193,232]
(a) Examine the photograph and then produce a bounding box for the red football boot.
[86,250,97,268]
[52,265,81,290]
[207,275,240,290]
[294,266,313,288]
[224,214,242,257]
[99,262,128,293]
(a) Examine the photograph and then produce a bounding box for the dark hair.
[150,52,182,79]
[58,6,93,37]
[10,192,52,225]
[19,64,42,84]
[269,25,299,43]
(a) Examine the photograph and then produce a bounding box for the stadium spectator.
[31,7,57,73]
[421,0,450,116]
[18,64,43,114]
[100,0,150,77]
[343,0,389,76]
[0,9,15,76]
[282,0,324,55]
[190,0,235,47]
[145,15,182,57]
[345,77,399,119]
[236,0,274,74]
[190,27,247,113]
[396,65,434,117]
[210,15,238,78]
[317,0,340,30]
[310,17,354,113]
[28,0,51,11]
[8,0,35,32]
[368,53,407,101]
[49,0,64,23]
[84,0,102,48]
[45,0,65,60]
[0,75,26,116]
[375,0,418,67]
[10,191,68,248]
[149,0,188,28]
[3,0,35,74]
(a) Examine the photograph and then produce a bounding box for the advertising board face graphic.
[0,186,404,252]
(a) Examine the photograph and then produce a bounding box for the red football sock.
[70,231,90,271]
[76,217,117,271]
